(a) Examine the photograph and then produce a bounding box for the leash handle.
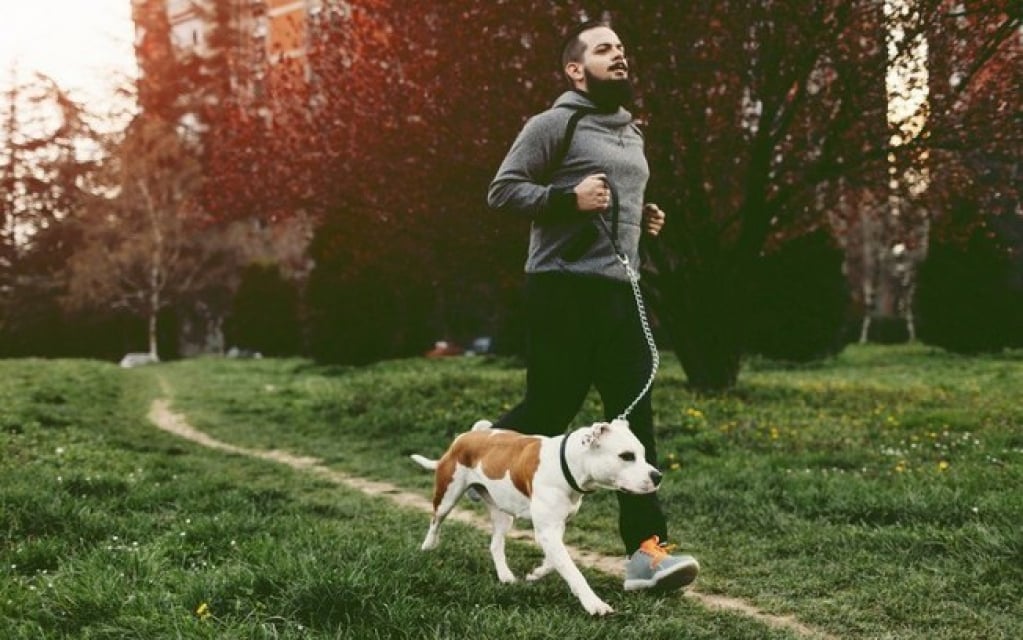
[597,176,621,258]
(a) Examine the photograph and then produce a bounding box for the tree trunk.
[148,308,159,360]
[657,264,744,392]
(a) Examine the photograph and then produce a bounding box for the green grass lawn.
[2,345,1021,638]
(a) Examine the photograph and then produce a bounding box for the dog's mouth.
[615,484,657,495]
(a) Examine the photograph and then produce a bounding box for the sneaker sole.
[624,559,700,592]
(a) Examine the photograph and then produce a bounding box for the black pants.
[495,271,667,555]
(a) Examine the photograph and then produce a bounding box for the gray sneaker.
[624,535,700,592]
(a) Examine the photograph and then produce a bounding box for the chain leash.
[593,176,658,421]
[615,254,659,421]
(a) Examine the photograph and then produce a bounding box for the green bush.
[916,205,1023,353]
[742,230,852,361]
[225,264,301,356]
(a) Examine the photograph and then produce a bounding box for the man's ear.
[564,61,584,84]
[580,422,611,447]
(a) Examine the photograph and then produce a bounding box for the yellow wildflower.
[938,460,950,472]
[196,602,211,620]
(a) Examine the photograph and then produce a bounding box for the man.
[487,20,699,593]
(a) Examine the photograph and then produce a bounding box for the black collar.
[560,432,594,494]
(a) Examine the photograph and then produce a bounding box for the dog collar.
[560,433,594,494]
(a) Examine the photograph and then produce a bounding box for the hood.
[552,91,633,124]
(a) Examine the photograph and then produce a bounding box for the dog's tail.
[411,420,492,471]
[410,454,438,470]
[471,419,494,432]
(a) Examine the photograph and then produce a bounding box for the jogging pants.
[494,271,667,555]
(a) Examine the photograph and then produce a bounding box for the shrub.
[225,264,301,356]
[304,216,433,365]
[915,211,1023,353]
[742,230,852,362]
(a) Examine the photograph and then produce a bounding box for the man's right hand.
[574,173,611,212]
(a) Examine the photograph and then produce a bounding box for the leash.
[545,107,658,423]
[595,178,660,422]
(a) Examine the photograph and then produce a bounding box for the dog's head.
[577,419,662,494]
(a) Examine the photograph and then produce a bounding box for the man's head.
[560,20,632,110]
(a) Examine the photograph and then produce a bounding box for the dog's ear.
[581,422,612,448]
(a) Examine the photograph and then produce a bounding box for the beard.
[583,68,634,111]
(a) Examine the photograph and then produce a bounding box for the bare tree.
[65,117,235,359]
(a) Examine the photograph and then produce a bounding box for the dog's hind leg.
[421,465,467,551]
[421,493,459,550]
[487,507,516,583]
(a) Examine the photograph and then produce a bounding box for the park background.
[1,0,1019,383]
[1,1,1021,638]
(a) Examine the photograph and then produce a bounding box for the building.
[129,0,326,356]
[132,0,348,105]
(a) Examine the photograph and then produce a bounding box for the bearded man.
[487,20,699,593]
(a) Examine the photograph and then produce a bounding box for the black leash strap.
[541,106,597,186]
[596,177,622,259]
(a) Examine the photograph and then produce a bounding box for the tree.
[882,0,1022,342]
[591,0,1019,389]
[198,1,1019,384]
[203,0,574,361]
[0,70,99,355]
[64,117,235,359]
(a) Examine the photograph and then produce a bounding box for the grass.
[2,345,1021,638]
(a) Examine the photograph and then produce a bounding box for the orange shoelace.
[639,535,677,567]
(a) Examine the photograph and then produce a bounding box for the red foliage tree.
[203,0,578,357]
[200,1,1020,383]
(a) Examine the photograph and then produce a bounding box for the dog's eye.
[619,452,636,462]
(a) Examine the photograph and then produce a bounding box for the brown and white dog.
[410,418,662,616]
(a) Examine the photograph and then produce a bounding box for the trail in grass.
[148,392,838,640]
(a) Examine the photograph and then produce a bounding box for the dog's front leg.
[525,557,554,582]
[533,519,613,616]
[488,507,516,583]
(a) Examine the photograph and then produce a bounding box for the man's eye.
[619,452,636,462]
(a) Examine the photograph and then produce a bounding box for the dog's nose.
[650,470,663,486]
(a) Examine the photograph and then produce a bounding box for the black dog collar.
[560,432,594,494]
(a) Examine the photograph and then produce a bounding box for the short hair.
[559,19,609,73]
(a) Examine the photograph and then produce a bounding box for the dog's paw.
[525,564,553,582]
[497,571,517,584]
[420,534,439,551]
[583,599,614,616]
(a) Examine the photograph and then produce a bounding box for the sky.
[0,0,138,124]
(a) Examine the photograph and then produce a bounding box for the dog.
[410,418,662,616]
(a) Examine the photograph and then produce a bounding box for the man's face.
[576,26,628,88]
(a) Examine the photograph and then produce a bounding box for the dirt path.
[148,396,838,640]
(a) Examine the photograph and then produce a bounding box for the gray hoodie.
[487,91,649,282]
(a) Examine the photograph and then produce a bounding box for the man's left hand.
[642,204,666,236]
